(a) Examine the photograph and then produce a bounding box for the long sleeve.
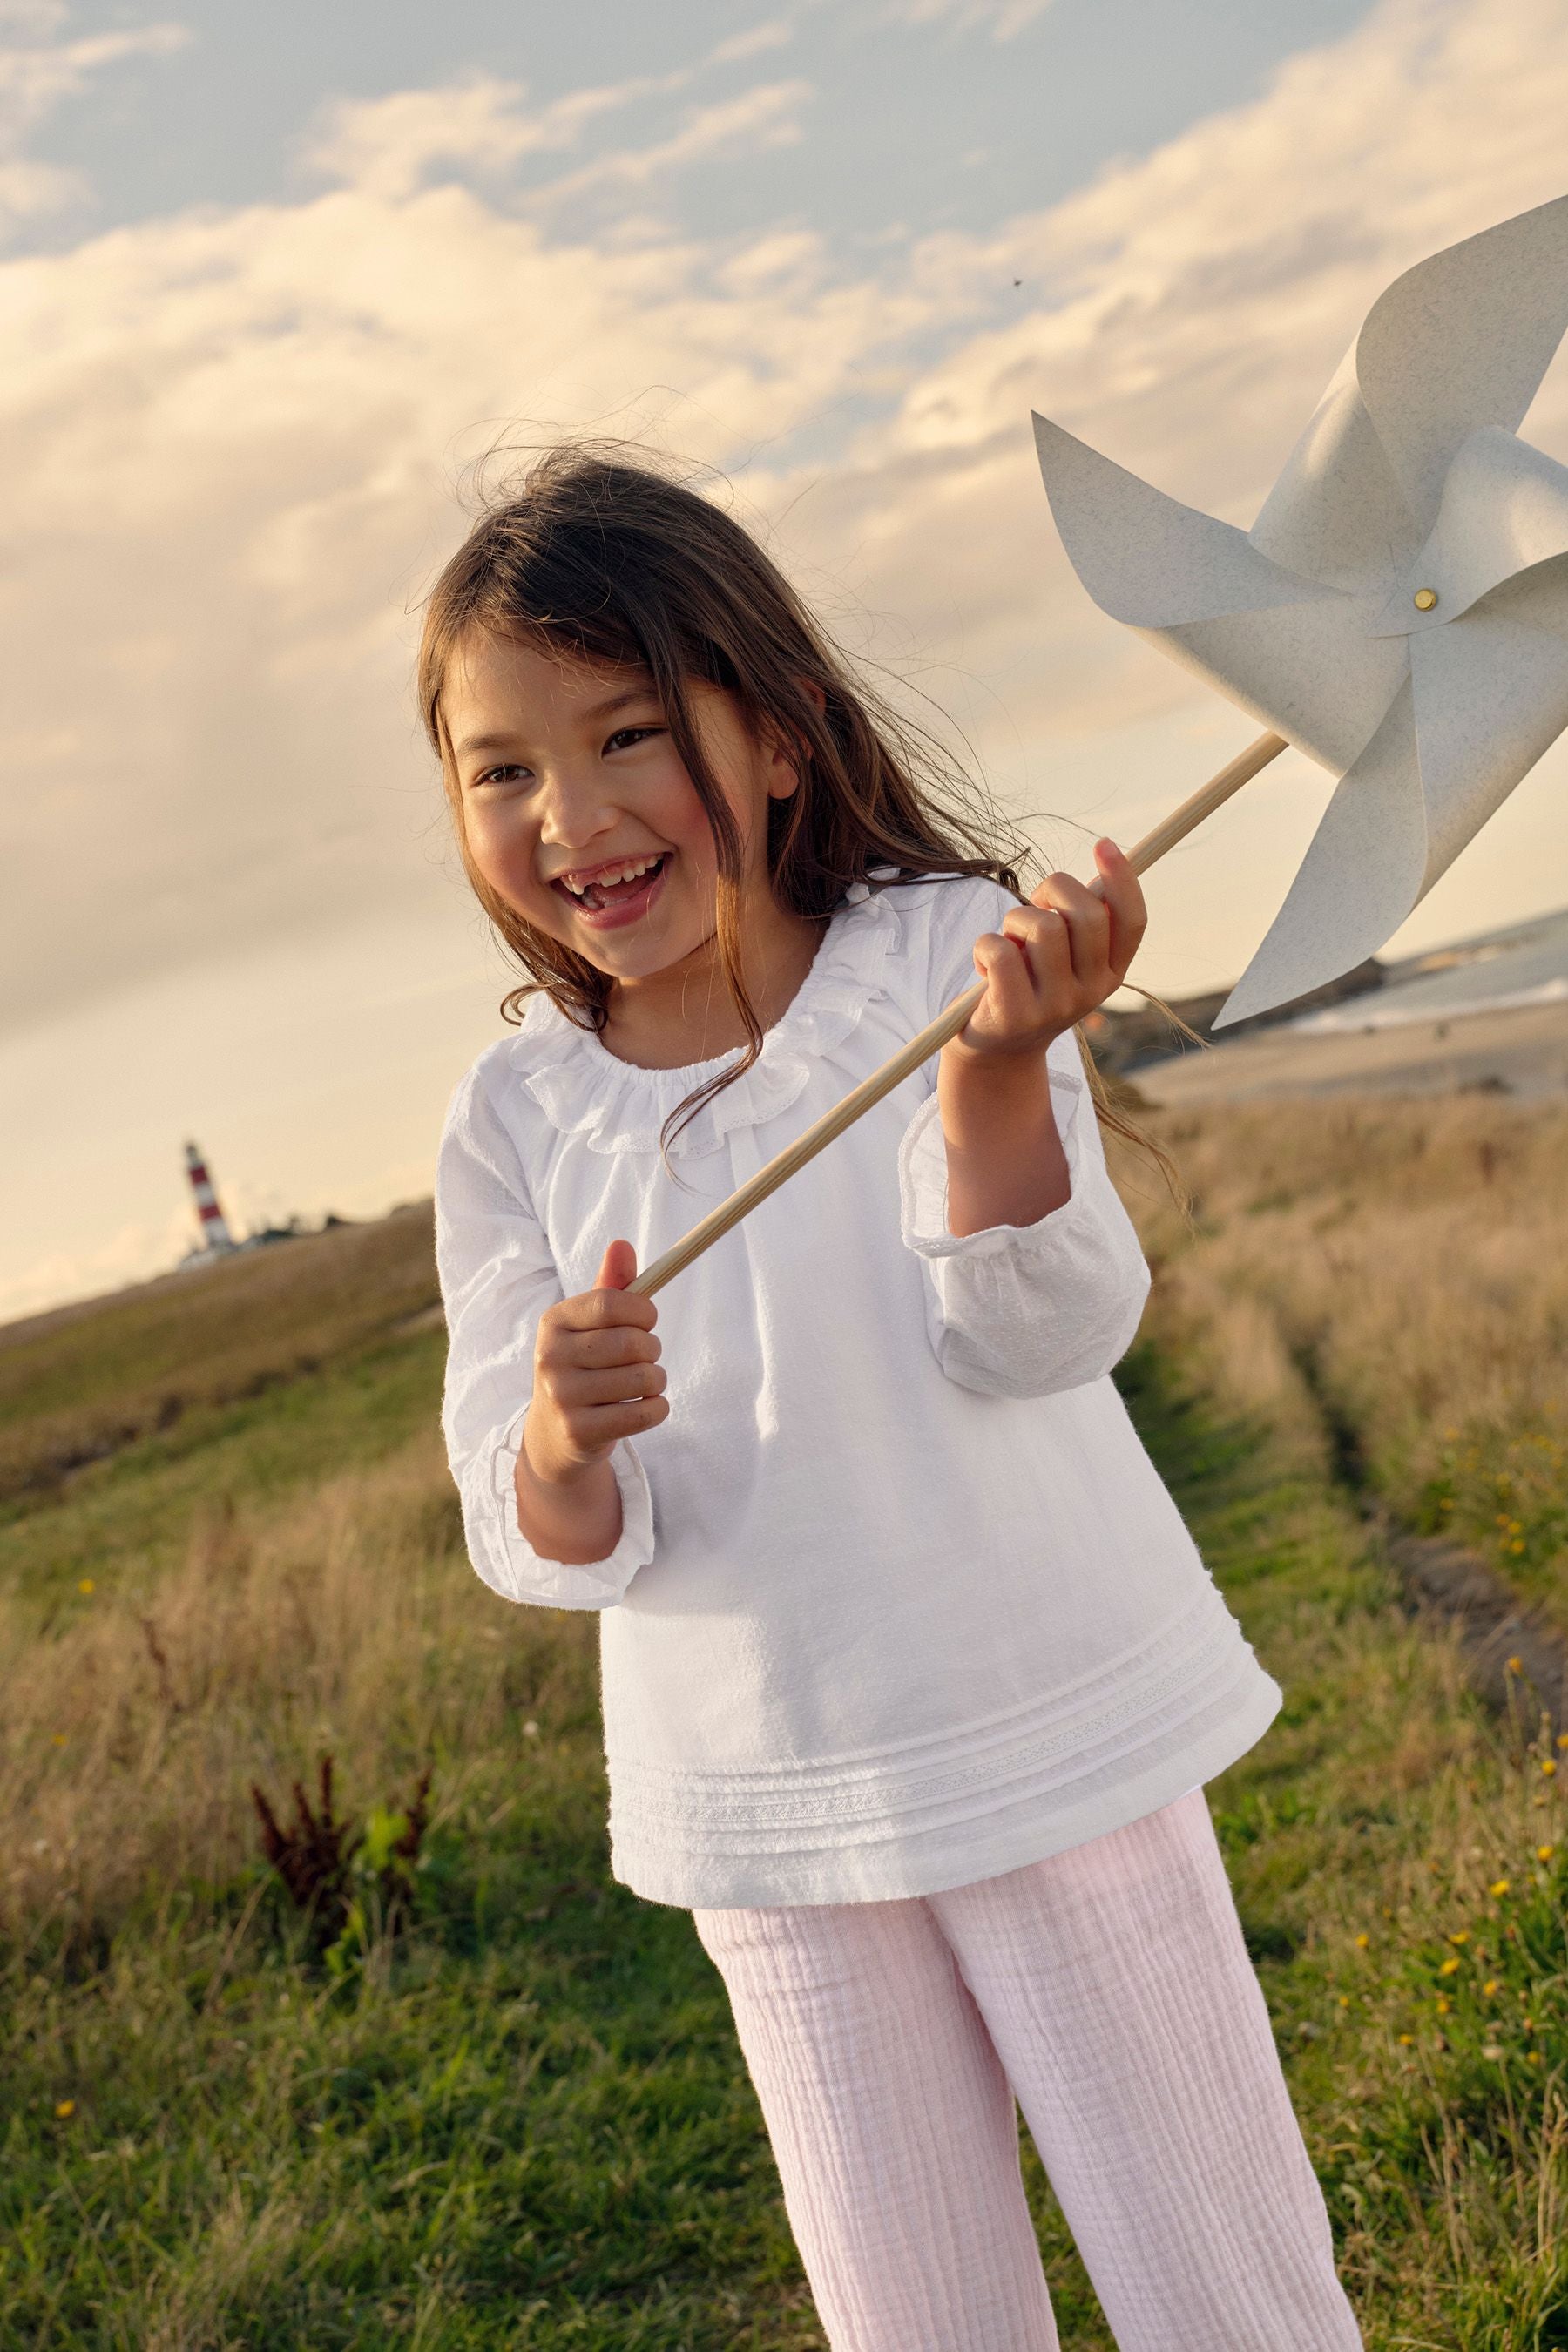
[896,878,1152,1399]
[434,1059,655,1610]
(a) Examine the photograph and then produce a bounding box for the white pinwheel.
[1033,193,1568,1026]
[544,197,1568,1304]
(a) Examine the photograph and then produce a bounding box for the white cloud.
[882,0,1054,40]
[300,68,704,202]
[0,66,930,1039]
[709,20,795,65]
[7,0,1568,1044]
[7,0,1568,1314]
[299,36,808,206]
[529,80,813,211]
[0,13,186,232]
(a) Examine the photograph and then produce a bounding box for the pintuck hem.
[607,1615,1284,1909]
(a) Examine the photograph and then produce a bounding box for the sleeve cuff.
[476,1410,656,1609]
[896,1074,1093,1260]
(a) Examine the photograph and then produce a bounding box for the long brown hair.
[419,442,1162,1178]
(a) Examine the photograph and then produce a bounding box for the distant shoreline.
[1134,995,1568,1107]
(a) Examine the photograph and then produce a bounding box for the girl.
[426,447,1362,2352]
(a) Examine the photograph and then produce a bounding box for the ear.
[765,681,828,801]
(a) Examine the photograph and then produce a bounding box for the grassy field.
[4,1123,1568,2348]
[0,1208,442,1521]
[1119,1091,1568,1632]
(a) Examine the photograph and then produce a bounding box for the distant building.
[184,1141,235,1254]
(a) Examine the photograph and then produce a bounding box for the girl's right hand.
[522,1240,668,1484]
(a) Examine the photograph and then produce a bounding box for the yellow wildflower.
[1397,2033,1415,2046]
[1436,1996,1452,2015]
[1484,1979,1499,1997]
[1337,1995,1350,2010]
[1506,1655,1524,1673]
[1490,1879,1511,1897]
[1354,1932,1370,1949]
[54,2099,75,2119]
[1557,1733,1568,1752]
[78,1578,94,1594]
[1543,1759,1558,1778]
[1438,1957,1461,1977]
[1446,1931,1470,1946]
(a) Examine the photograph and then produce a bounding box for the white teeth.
[561,854,663,896]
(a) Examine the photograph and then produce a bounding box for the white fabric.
[435,874,1282,1908]
[694,1789,1363,2352]
[1031,193,1568,1028]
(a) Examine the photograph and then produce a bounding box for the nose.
[536,757,624,857]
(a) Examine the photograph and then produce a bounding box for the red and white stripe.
[184,1140,234,1252]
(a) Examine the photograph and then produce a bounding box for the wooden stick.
[630,728,1289,1298]
[1118,729,1288,875]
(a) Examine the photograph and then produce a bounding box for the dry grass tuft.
[0,1428,591,1960]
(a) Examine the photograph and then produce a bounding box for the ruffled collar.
[509,883,904,1159]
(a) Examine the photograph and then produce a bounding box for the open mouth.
[552,852,671,923]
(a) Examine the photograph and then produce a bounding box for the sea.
[1293,906,1568,1035]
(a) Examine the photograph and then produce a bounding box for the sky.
[4,0,1568,1319]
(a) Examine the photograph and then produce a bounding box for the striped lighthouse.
[184,1140,235,1254]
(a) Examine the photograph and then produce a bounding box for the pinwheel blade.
[1032,411,1403,770]
[1249,349,1421,593]
[1031,412,1325,626]
[1406,571,1568,882]
[1368,428,1568,635]
[1160,600,1403,775]
[1215,566,1568,1029]
[1213,684,1427,1029]
[1353,192,1568,535]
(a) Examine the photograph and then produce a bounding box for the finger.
[973,922,1064,1025]
[996,905,1076,1001]
[558,1362,669,1409]
[553,1326,661,1371]
[588,1396,671,1443]
[559,1281,658,1334]
[1090,839,1148,978]
[596,1239,638,1290]
[1025,875,1110,988]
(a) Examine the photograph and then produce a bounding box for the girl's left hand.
[948,839,1146,1067]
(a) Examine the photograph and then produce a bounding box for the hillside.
[4,1117,1568,2345]
[0,1208,440,1507]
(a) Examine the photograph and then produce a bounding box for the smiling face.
[443,628,806,1001]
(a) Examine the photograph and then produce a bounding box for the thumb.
[595,1239,638,1291]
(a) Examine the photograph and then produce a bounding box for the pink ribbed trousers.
[693,1789,1362,2351]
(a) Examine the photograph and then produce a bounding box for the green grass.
[5,1259,1568,2343]
[3,1326,447,1619]
[0,1208,439,1511]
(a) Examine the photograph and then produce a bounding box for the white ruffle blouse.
[435,873,1281,1909]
